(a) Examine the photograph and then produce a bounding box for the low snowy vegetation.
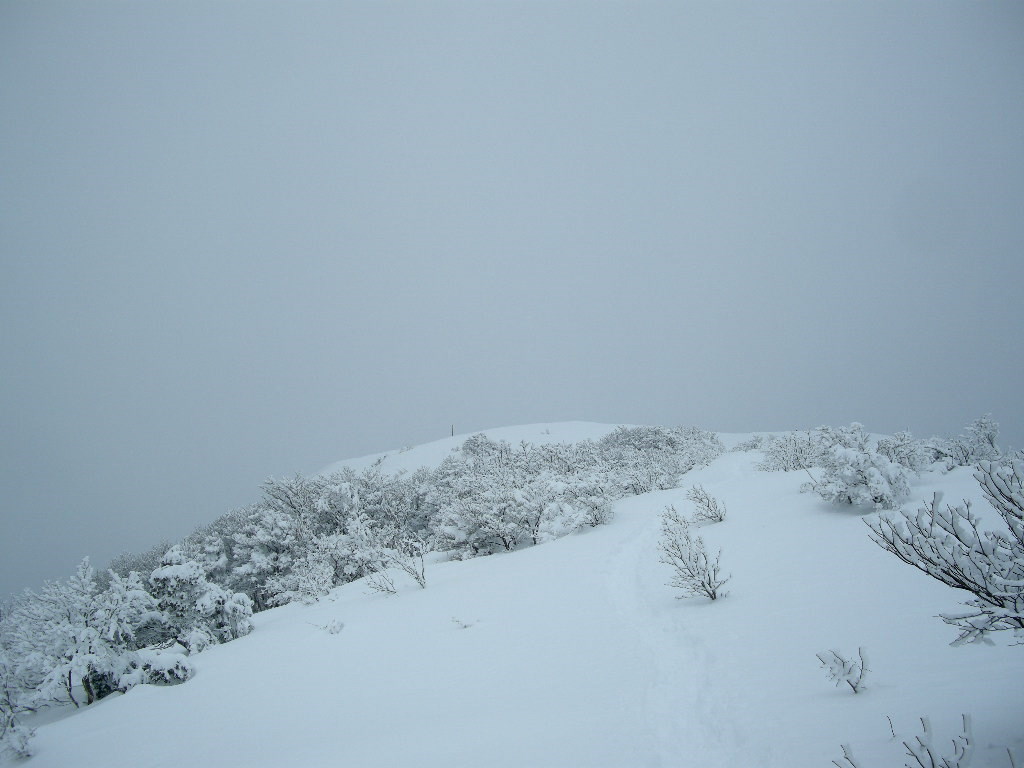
[928,414,1002,470]
[658,504,730,600]
[0,423,725,758]
[3,418,1021,766]
[834,715,981,768]
[686,484,727,524]
[757,429,831,471]
[803,423,912,510]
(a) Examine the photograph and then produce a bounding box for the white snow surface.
[21,423,1024,767]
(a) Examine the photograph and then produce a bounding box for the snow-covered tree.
[2,560,159,709]
[265,533,349,605]
[0,649,35,759]
[226,504,300,610]
[106,540,174,585]
[866,459,1024,644]
[149,547,253,653]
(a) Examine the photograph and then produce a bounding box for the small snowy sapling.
[658,505,730,600]
[686,485,726,524]
[816,647,868,694]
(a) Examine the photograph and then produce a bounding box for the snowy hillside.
[10,423,1024,767]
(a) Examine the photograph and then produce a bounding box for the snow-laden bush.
[730,434,766,452]
[803,423,911,510]
[876,431,932,473]
[757,430,831,472]
[929,415,1001,469]
[658,505,729,600]
[598,425,724,494]
[867,459,1024,645]
[429,436,614,558]
[119,641,194,687]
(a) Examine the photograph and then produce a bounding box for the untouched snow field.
[20,424,1024,767]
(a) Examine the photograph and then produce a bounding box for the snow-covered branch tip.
[832,743,862,768]
[816,647,868,693]
[903,715,972,768]
[835,714,1000,768]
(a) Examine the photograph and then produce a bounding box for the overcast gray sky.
[2,1,1022,599]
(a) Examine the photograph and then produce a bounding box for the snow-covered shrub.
[876,431,933,473]
[598,425,724,494]
[686,485,726,524]
[816,647,867,693]
[343,511,428,592]
[757,430,830,472]
[658,505,729,600]
[119,641,194,687]
[867,459,1024,645]
[0,717,34,760]
[429,435,615,558]
[730,434,766,452]
[929,414,1001,469]
[803,423,911,510]
[149,547,253,653]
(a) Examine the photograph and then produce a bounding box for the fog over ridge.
[1,0,1021,598]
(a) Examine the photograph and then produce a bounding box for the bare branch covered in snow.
[816,647,868,694]
[866,460,1024,645]
[686,484,727,524]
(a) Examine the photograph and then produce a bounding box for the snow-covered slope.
[22,429,1024,767]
